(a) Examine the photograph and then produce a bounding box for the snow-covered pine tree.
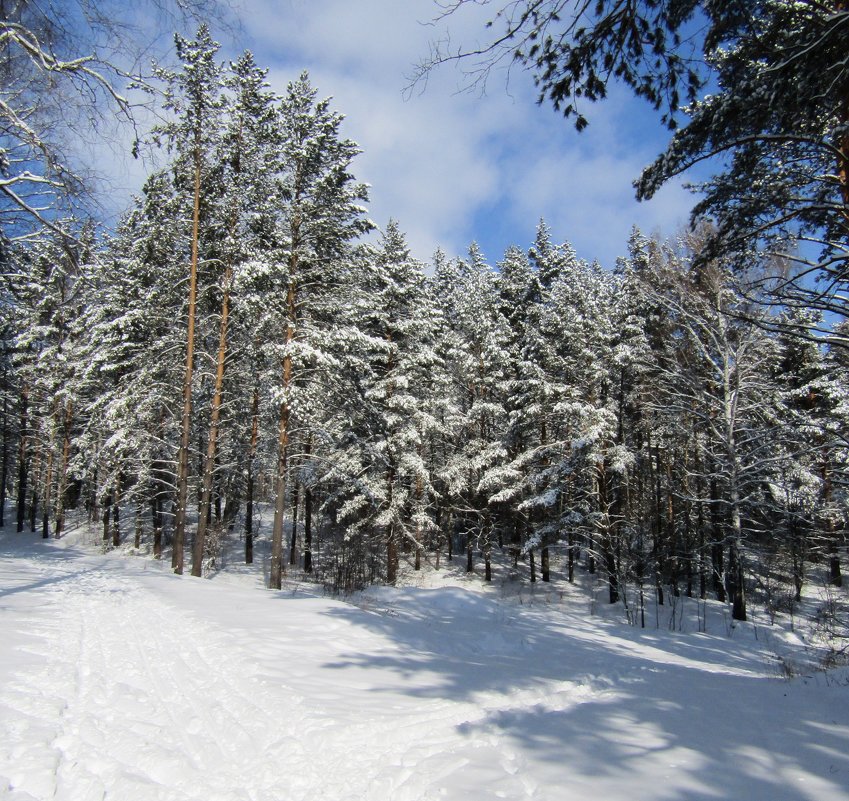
[441,244,511,579]
[190,51,280,577]
[9,224,90,540]
[637,238,782,622]
[78,171,188,558]
[336,221,440,584]
[150,25,226,574]
[264,72,372,590]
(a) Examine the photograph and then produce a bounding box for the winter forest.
[4,2,849,799]
[3,3,849,629]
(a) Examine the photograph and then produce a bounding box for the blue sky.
[118,0,698,268]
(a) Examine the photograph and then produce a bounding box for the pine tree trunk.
[245,385,259,565]
[304,486,313,574]
[289,481,300,566]
[598,464,618,603]
[173,156,203,576]
[112,484,121,548]
[728,500,747,621]
[0,366,9,528]
[541,546,550,582]
[710,477,726,602]
[529,548,536,583]
[151,494,163,560]
[54,399,72,539]
[102,490,112,546]
[484,549,491,582]
[16,385,28,533]
[414,454,423,571]
[270,237,299,590]
[29,458,38,534]
[134,503,143,549]
[269,400,290,590]
[387,523,399,585]
[822,456,843,587]
[191,267,232,578]
[41,442,53,540]
[87,462,98,523]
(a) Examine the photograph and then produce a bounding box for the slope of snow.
[1,526,848,801]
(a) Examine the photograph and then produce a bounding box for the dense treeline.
[1,27,847,625]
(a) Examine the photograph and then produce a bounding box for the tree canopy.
[417,0,849,340]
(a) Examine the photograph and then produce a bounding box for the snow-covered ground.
[1,522,848,801]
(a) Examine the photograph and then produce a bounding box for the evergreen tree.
[337,221,441,583]
[264,72,372,590]
[151,25,226,574]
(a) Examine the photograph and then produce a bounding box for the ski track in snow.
[2,534,849,801]
[0,546,549,801]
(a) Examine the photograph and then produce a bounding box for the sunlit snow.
[1,522,848,801]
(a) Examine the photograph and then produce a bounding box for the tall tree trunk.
[269,227,300,589]
[111,483,121,548]
[191,265,232,578]
[0,365,9,528]
[102,490,112,546]
[174,155,202,575]
[87,462,98,523]
[28,442,39,534]
[16,385,28,532]
[387,523,399,585]
[727,485,747,621]
[134,503,143,549]
[710,476,726,602]
[822,455,843,587]
[245,385,259,565]
[304,486,313,574]
[289,481,300,566]
[269,398,290,590]
[541,546,550,582]
[41,439,53,540]
[54,399,72,539]
[414,454,423,571]
[598,464,618,603]
[151,492,163,560]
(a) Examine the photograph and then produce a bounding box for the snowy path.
[2,532,849,800]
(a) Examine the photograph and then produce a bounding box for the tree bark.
[0,364,9,528]
[269,398,290,590]
[191,263,232,578]
[41,439,53,540]
[151,493,163,560]
[245,385,259,565]
[29,445,39,534]
[289,481,300,567]
[304,486,313,573]
[16,385,28,533]
[269,211,300,589]
[102,490,112,546]
[173,155,202,576]
[54,399,72,539]
[134,503,143,549]
[111,483,121,548]
[710,477,726,602]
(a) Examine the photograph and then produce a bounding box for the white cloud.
[107,0,698,267]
